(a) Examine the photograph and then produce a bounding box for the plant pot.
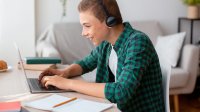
[187,5,199,19]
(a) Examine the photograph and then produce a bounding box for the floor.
[170,94,200,112]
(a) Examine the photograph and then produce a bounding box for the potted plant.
[182,0,200,19]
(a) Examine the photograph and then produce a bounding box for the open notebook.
[24,94,113,112]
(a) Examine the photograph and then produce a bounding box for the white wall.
[36,0,189,37]
[35,0,81,38]
[0,0,2,40]
[118,0,187,34]
[0,0,35,65]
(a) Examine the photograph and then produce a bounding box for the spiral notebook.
[24,94,113,112]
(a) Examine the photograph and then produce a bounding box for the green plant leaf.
[183,0,200,5]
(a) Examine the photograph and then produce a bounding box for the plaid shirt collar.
[112,22,134,52]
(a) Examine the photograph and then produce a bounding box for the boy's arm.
[62,64,83,78]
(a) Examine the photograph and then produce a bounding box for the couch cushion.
[170,68,189,88]
[155,32,186,67]
[130,20,163,46]
[50,22,94,64]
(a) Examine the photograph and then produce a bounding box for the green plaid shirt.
[75,22,165,112]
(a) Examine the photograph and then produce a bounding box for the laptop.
[14,43,68,93]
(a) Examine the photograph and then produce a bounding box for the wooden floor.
[170,94,200,112]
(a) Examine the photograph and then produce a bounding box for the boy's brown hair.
[78,0,123,25]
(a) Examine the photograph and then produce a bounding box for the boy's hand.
[38,68,64,84]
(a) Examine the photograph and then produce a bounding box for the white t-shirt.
[109,45,118,82]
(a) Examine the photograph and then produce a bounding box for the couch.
[36,21,200,112]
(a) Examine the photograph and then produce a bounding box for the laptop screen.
[14,42,27,76]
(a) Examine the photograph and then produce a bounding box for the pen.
[53,97,77,108]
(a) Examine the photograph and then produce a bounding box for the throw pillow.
[155,32,186,67]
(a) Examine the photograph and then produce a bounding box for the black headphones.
[98,0,117,27]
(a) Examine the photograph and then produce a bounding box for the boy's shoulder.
[128,28,154,47]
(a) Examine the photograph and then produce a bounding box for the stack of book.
[18,57,62,71]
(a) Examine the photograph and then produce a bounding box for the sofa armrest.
[180,44,199,72]
[177,44,200,93]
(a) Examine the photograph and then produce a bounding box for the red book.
[0,101,21,112]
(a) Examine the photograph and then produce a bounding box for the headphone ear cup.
[106,16,117,27]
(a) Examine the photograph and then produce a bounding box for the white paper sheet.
[25,94,113,112]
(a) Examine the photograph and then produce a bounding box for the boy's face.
[79,10,109,46]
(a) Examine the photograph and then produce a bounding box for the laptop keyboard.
[28,78,59,91]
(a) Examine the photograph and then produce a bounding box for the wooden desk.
[0,66,120,112]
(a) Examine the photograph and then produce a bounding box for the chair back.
[160,57,171,112]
